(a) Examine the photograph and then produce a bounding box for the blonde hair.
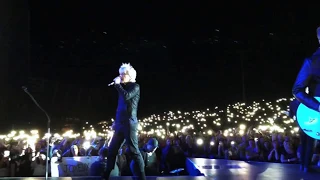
[119,63,137,82]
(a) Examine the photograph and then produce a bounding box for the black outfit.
[292,48,320,169]
[139,148,159,176]
[90,159,119,177]
[281,148,298,164]
[104,82,146,180]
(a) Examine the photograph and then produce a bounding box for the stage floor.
[1,177,209,180]
[188,158,320,180]
[1,158,320,180]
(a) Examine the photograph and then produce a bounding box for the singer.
[104,63,146,180]
[292,27,320,172]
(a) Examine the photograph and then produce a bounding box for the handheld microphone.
[22,86,27,91]
[108,82,115,86]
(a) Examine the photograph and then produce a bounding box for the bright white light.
[83,141,91,149]
[239,130,244,135]
[196,139,203,145]
[239,124,246,130]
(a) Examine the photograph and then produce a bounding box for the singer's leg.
[125,119,146,180]
[299,130,307,170]
[104,129,124,179]
[304,135,315,171]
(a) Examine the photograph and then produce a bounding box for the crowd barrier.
[50,156,202,177]
[51,156,99,177]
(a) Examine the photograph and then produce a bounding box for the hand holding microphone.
[114,77,121,84]
[108,76,121,86]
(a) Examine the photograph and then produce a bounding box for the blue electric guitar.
[296,97,320,140]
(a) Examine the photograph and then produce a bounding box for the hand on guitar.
[297,96,320,140]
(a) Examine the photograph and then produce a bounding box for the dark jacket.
[139,147,160,175]
[114,82,140,123]
[292,48,320,111]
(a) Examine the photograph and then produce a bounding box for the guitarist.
[292,26,320,172]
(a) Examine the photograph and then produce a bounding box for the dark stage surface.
[0,177,209,180]
[1,158,320,180]
[188,158,320,180]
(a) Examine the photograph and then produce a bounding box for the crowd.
[0,97,319,177]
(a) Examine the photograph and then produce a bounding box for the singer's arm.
[292,58,320,111]
[114,83,139,100]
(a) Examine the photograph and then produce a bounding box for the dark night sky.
[6,1,320,130]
